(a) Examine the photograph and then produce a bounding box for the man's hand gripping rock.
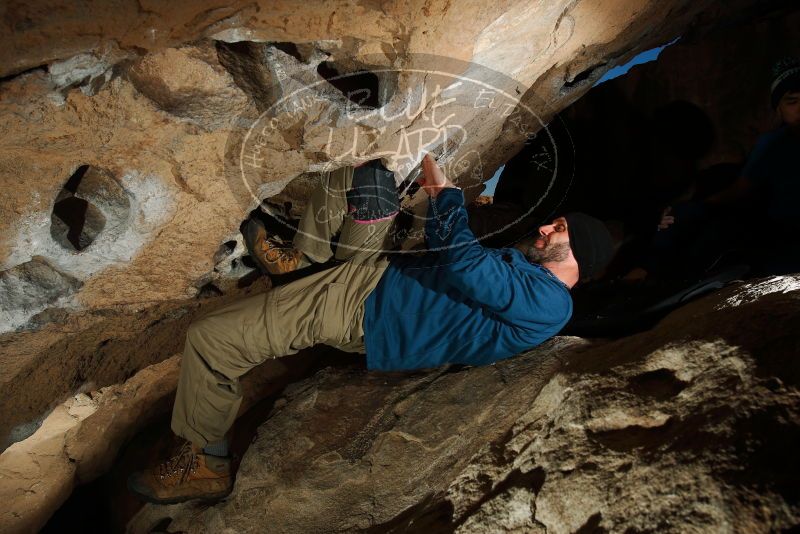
[416,154,457,198]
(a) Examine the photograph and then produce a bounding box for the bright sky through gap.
[481,165,505,196]
[594,37,680,86]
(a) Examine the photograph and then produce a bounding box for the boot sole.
[127,478,234,506]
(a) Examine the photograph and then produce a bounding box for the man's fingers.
[421,153,444,186]
[657,206,675,230]
[421,154,434,180]
[658,217,676,230]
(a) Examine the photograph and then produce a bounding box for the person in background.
[667,57,800,276]
[627,57,800,280]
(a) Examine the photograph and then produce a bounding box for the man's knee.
[346,160,399,223]
[184,316,225,368]
[183,308,264,377]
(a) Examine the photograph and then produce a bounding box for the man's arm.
[417,156,567,327]
[425,188,515,311]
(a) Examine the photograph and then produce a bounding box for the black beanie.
[771,57,800,109]
[564,212,614,280]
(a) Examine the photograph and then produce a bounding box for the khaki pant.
[172,167,394,446]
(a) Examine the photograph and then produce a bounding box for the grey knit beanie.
[771,57,800,109]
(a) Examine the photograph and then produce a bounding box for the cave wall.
[0,0,755,451]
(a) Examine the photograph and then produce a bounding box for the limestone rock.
[0,284,265,456]
[126,43,256,131]
[130,276,800,533]
[0,256,81,332]
[0,319,321,534]
[0,356,180,534]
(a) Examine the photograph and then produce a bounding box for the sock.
[202,438,229,457]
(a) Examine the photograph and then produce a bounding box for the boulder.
[129,276,800,533]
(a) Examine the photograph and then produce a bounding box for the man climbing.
[127,154,614,504]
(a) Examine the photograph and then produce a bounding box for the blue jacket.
[363,187,573,371]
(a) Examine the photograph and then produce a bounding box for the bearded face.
[519,234,571,264]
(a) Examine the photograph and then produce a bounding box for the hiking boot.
[243,218,306,275]
[127,441,233,505]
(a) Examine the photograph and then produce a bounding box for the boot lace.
[157,441,200,486]
[263,239,298,264]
